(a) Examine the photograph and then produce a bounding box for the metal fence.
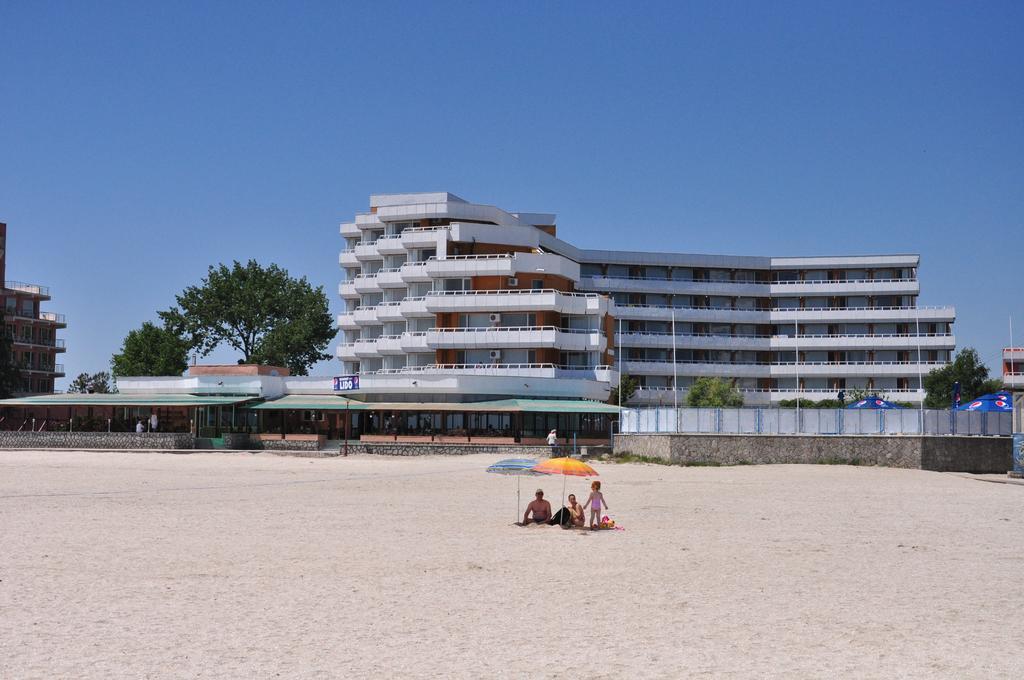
[620,408,1012,437]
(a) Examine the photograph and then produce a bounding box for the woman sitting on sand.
[566,494,586,528]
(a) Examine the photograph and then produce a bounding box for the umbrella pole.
[516,476,520,523]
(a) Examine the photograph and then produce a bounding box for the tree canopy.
[923,347,1002,408]
[111,322,190,377]
[685,377,744,408]
[67,372,114,394]
[159,260,336,376]
[608,374,639,406]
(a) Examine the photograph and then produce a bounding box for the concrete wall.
[0,431,195,450]
[614,433,1012,473]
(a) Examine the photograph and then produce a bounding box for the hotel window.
[531,279,543,290]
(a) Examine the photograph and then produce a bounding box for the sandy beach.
[0,450,1021,679]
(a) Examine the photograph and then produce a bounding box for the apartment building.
[0,223,67,395]
[1003,347,1023,391]
[337,194,955,406]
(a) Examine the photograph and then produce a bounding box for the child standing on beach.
[583,480,608,530]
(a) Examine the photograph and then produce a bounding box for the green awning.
[0,394,256,407]
[246,395,371,411]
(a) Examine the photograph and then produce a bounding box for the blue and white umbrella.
[487,459,549,522]
[958,392,1012,412]
[847,396,903,410]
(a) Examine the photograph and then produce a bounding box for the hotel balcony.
[354,212,384,228]
[424,252,579,281]
[622,360,771,379]
[399,262,432,283]
[20,363,65,376]
[1004,372,1024,389]
[580,275,767,297]
[769,306,955,323]
[424,289,608,316]
[630,386,772,407]
[768,388,925,404]
[4,281,52,300]
[375,235,407,255]
[769,361,947,377]
[336,343,358,361]
[617,332,771,351]
[768,278,920,296]
[401,226,449,248]
[338,249,359,267]
[357,364,613,401]
[337,312,360,330]
[400,332,430,353]
[376,268,406,289]
[375,301,405,322]
[425,326,606,352]
[770,334,956,350]
[615,305,769,324]
[340,222,361,238]
[354,243,383,261]
[36,312,67,328]
[353,338,382,358]
[338,280,359,299]
[353,306,381,325]
[353,273,382,294]
[11,337,66,352]
[399,296,431,317]
[372,335,404,355]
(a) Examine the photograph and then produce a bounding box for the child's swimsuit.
[591,497,602,510]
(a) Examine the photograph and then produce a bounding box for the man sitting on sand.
[519,489,552,525]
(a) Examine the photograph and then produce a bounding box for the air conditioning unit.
[507,277,519,287]
[488,313,501,325]
[489,350,502,361]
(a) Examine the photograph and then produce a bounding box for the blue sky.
[1,1,1021,387]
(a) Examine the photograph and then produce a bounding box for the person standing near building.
[149,412,158,432]
[547,429,558,455]
[135,420,144,434]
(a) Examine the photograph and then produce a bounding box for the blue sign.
[333,375,359,391]
[1013,433,1024,474]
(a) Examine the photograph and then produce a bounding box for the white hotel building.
[337,193,955,407]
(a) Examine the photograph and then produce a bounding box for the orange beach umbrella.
[532,457,598,477]
[532,457,598,510]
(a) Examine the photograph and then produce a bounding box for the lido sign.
[333,375,359,391]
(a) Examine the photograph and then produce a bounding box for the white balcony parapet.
[424,289,607,315]
[375,301,405,322]
[338,281,359,299]
[375,267,406,288]
[353,273,382,293]
[353,306,381,325]
[618,332,771,350]
[399,262,432,283]
[338,249,360,267]
[424,252,580,281]
[340,222,361,237]
[400,332,431,353]
[375,235,407,255]
[337,312,359,330]
[353,338,381,358]
[399,296,431,317]
[401,225,450,248]
[425,326,605,352]
[770,333,955,349]
[367,363,614,380]
[354,243,383,261]
[336,343,358,361]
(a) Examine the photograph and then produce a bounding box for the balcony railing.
[428,325,602,335]
[5,281,51,296]
[10,337,66,349]
[425,288,600,298]
[37,312,66,324]
[18,363,64,374]
[586,275,915,285]
[615,303,949,314]
[368,363,613,375]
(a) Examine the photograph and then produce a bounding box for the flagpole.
[617,316,623,411]
[672,308,679,416]
[915,306,925,430]
[795,319,800,430]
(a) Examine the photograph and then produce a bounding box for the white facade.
[338,193,956,405]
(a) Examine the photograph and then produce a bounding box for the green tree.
[0,311,22,397]
[159,260,337,375]
[923,347,1000,408]
[608,374,639,406]
[111,322,190,377]
[67,371,114,394]
[685,377,744,408]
